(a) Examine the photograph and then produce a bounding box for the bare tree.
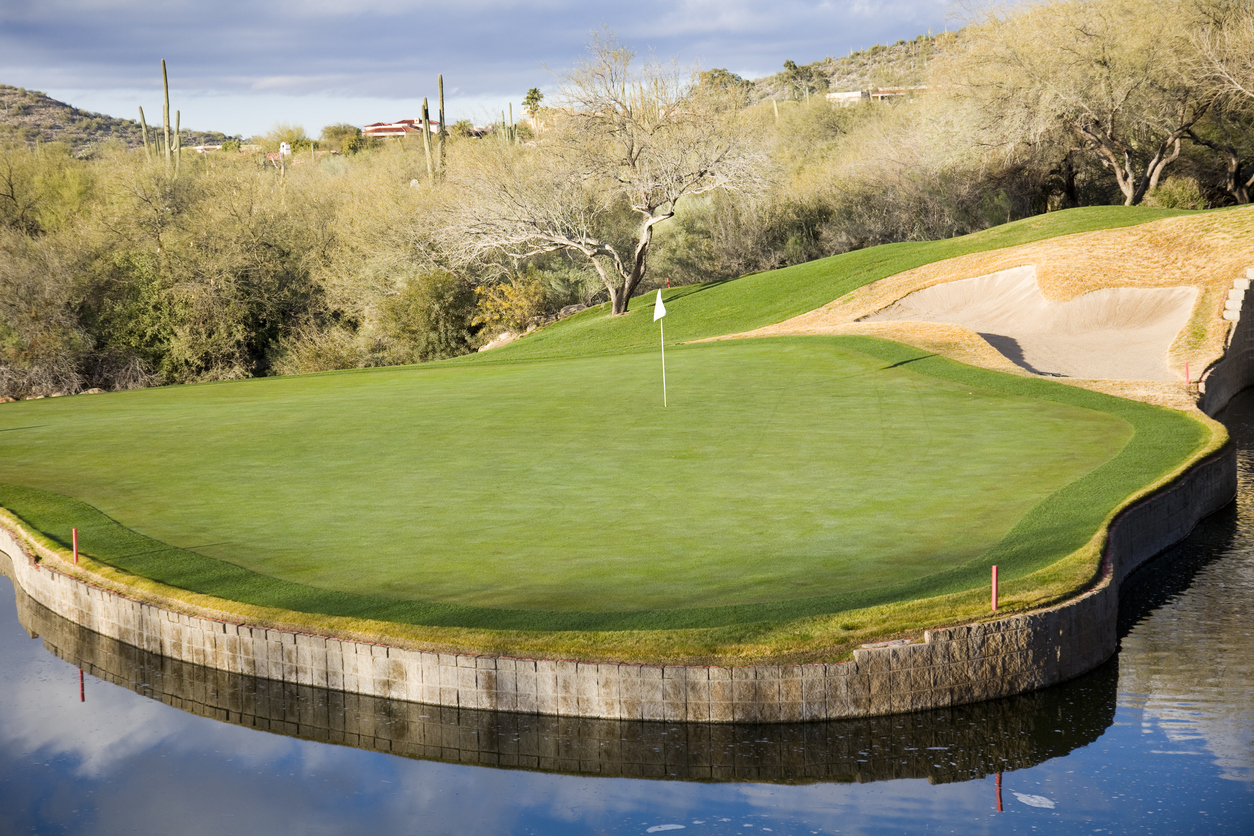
[1190,0,1254,202]
[1194,0,1254,100]
[943,0,1215,205]
[434,34,767,314]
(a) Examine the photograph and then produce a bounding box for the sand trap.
[858,266,1198,380]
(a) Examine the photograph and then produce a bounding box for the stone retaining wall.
[1,269,1250,723]
[1200,268,1254,415]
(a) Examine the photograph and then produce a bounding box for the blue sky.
[1,0,955,138]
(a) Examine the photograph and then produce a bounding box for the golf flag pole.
[654,290,667,407]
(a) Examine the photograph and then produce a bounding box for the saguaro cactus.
[140,60,182,175]
[437,74,446,177]
[421,97,435,187]
[137,107,153,159]
[500,107,518,145]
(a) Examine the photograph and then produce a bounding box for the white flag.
[653,290,667,321]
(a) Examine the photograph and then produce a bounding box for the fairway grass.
[0,337,1213,663]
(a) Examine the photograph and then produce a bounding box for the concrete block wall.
[1,266,1249,722]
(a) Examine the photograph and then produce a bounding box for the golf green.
[0,337,1207,633]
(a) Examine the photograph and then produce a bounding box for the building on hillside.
[825,87,930,106]
[826,90,869,106]
[869,86,930,101]
[363,119,442,139]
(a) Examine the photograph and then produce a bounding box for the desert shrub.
[271,323,367,375]
[0,229,86,398]
[473,271,546,336]
[1143,177,1207,209]
[375,269,477,363]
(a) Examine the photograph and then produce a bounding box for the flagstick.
[653,289,668,407]
[660,317,667,407]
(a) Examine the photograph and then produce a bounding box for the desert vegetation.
[2,0,1252,399]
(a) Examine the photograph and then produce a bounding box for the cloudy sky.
[1,0,956,138]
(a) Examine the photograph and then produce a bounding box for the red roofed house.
[363,119,442,139]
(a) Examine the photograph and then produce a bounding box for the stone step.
[1225,298,1244,311]
[1230,288,1246,301]
[1236,278,1252,291]
[1224,309,1242,321]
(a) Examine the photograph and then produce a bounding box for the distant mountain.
[0,84,235,154]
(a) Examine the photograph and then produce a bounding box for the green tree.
[320,123,366,154]
[699,68,753,105]
[377,269,476,362]
[523,88,544,117]
[944,0,1216,205]
[258,123,314,153]
[781,60,828,101]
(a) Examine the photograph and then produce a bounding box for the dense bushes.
[0,141,481,398]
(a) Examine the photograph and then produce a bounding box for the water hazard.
[2,396,1253,833]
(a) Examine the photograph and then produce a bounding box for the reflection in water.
[1113,395,1254,785]
[8,570,1113,785]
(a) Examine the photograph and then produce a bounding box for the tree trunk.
[609,216,659,315]
[1188,118,1254,205]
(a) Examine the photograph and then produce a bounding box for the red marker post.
[72,528,78,565]
[991,565,999,612]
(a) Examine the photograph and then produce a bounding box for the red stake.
[79,668,84,703]
[992,565,999,612]
[1186,362,1191,386]
[996,772,1003,812]
[72,528,78,565]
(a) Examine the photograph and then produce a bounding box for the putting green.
[0,337,1206,633]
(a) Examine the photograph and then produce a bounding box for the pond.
[2,394,1252,834]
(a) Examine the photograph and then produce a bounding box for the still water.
[3,393,1254,835]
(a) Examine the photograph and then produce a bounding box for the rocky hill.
[0,84,234,154]
[749,33,949,103]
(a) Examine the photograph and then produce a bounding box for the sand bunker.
[859,266,1198,380]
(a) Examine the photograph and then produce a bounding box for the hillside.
[749,32,947,103]
[0,84,234,153]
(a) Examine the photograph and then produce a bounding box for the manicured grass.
[0,338,1206,638]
